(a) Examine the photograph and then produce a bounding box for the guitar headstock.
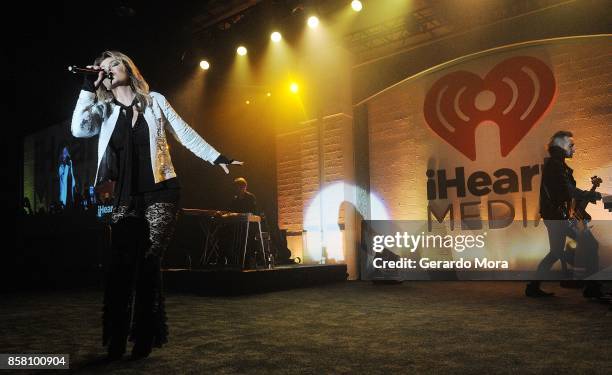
[590,175,602,188]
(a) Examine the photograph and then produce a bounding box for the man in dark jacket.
[230,177,258,214]
[526,131,603,297]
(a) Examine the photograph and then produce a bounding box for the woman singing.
[71,50,241,359]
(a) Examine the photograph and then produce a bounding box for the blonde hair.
[233,177,248,188]
[94,50,150,109]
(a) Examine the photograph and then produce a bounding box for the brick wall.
[367,36,612,217]
[276,114,354,268]
[276,35,612,278]
[365,35,612,269]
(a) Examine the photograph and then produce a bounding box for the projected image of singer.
[58,146,76,209]
[71,51,242,360]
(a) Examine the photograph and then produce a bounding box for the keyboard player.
[230,177,258,214]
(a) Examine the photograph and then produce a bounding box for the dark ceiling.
[16,0,333,136]
[15,0,581,136]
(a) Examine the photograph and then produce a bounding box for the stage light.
[290,83,299,93]
[237,46,247,56]
[199,60,210,70]
[307,16,319,29]
[245,100,251,105]
[271,31,282,43]
[266,92,272,97]
[351,0,363,12]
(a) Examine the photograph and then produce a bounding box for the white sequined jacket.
[71,90,220,186]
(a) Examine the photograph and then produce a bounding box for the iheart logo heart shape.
[423,56,556,161]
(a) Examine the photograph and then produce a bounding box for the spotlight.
[199,60,210,70]
[266,92,272,97]
[237,46,247,56]
[307,16,319,28]
[290,83,299,93]
[271,31,282,43]
[351,0,363,12]
[245,100,251,105]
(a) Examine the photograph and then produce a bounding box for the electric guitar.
[565,175,602,233]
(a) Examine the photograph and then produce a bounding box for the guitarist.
[526,131,603,298]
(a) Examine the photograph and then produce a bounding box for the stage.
[163,264,348,295]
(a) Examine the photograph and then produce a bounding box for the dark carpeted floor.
[1,281,611,374]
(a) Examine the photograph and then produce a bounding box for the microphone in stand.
[67,66,113,80]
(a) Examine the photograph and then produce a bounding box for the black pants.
[536,220,575,278]
[103,189,179,349]
[531,219,599,288]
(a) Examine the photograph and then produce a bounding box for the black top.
[539,146,600,220]
[81,80,235,205]
[230,191,257,214]
[109,98,179,206]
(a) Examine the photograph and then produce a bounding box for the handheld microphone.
[67,66,113,79]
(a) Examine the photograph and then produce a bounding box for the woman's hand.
[86,65,106,89]
[219,160,244,174]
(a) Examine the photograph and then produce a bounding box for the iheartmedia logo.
[423,56,556,161]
